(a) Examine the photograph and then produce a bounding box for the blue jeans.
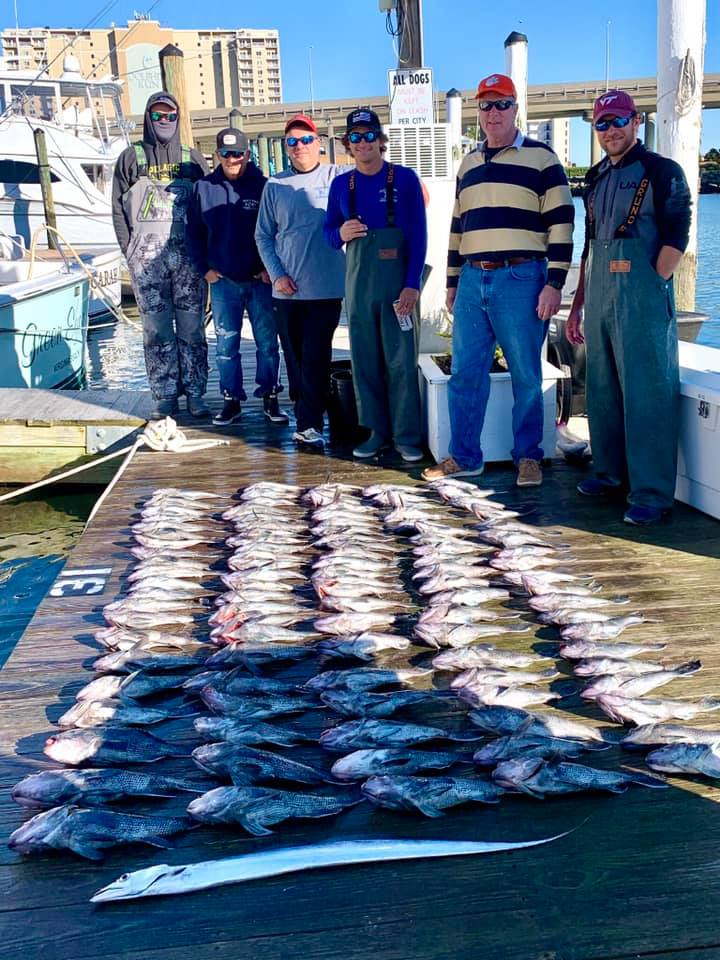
[210,277,279,399]
[448,260,548,469]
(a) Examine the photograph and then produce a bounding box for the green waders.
[584,236,679,509]
[344,165,422,447]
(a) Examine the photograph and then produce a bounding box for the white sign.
[388,68,434,126]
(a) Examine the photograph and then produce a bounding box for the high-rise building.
[527,118,572,167]
[0,20,282,116]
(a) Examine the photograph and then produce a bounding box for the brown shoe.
[517,458,543,487]
[421,456,484,482]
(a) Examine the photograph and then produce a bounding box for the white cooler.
[676,341,720,520]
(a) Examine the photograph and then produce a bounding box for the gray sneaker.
[395,444,424,462]
[293,427,324,447]
[353,432,390,459]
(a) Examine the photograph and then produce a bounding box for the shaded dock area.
[2,415,720,960]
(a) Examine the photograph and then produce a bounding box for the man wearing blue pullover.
[186,127,287,426]
[324,108,427,462]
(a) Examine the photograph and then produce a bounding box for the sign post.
[388,68,434,126]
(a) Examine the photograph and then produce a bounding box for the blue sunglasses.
[594,114,635,132]
[348,130,379,144]
[286,134,316,147]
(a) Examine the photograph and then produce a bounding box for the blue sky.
[5,0,719,163]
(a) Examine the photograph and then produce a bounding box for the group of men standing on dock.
[112,76,691,527]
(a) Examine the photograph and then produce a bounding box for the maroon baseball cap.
[284,113,317,135]
[593,89,637,121]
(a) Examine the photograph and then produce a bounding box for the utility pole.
[398,0,424,69]
[656,0,706,311]
[158,44,193,148]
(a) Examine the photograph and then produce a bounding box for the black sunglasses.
[219,149,245,159]
[286,135,316,147]
[594,114,635,131]
[478,99,515,112]
[348,130,379,143]
[150,110,177,121]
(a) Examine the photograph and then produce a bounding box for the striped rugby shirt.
[447,130,574,289]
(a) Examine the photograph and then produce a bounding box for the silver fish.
[539,609,613,626]
[206,642,316,669]
[320,596,413,615]
[11,769,205,809]
[201,687,321,720]
[493,758,665,796]
[192,743,338,786]
[529,593,628,613]
[8,805,192,860]
[456,684,560,709]
[58,697,199,729]
[427,586,511,605]
[559,639,667,660]
[473,735,609,767]
[90,833,575,901]
[319,719,483,752]
[433,646,546,671]
[450,666,560,688]
[468,705,605,742]
[43,727,188,766]
[559,616,650,641]
[186,785,360,835]
[193,717,315,747]
[520,572,598,595]
[315,612,397,636]
[76,670,189,701]
[330,748,472,780]
[580,661,702,700]
[362,775,504,815]
[620,723,720,751]
[316,634,411,661]
[414,622,530,648]
[645,743,720,778]
[572,658,667,678]
[93,648,208,674]
[595,693,720,726]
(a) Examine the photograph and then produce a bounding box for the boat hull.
[0,270,90,389]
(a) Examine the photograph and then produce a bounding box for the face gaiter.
[151,113,178,143]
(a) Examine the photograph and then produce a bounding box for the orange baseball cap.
[475,73,518,100]
[284,113,317,135]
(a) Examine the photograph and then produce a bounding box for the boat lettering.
[21,306,79,369]
[91,267,120,290]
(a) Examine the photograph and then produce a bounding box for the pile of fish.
[9,478,720,860]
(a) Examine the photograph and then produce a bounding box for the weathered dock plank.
[2,415,720,960]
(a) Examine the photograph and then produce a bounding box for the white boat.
[0,54,129,318]
[0,236,90,389]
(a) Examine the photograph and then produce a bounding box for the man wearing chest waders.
[324,108,427,463]
[112,92,209,419]
[566,89,691,526]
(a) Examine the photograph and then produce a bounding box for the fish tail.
[627,770,668,789]
[701,697,720,712]
[677,660,703,676]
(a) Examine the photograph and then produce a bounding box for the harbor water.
[1,195,719,666]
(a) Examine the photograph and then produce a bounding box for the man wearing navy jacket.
[186,128,287,426]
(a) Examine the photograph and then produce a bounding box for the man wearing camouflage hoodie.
[112,91,209,418]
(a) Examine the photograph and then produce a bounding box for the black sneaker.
[263,391,289,424]
[151,397,179,419]
[213,398,242,425]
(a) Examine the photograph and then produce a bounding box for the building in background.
[527,118,571,167]
[0,20,282,115]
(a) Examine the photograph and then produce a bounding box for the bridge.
[165,73,720,154]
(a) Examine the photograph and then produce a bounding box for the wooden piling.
[158,44,194,149]
[32,128,58,250]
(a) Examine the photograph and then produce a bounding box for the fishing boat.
[0,54,128,319]
[0,237,89,389]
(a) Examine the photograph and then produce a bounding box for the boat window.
[81,163,114,193]
[0,160,60,184]
[9,84,56,120]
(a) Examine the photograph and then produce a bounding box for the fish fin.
[410,799,446,818]
[626,770,668,789]
[677,660,702,675]
[228,765,257,786]
[144,837,175,849]
[67,837,106,860]
[238,810,274,836]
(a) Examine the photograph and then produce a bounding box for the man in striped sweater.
[422,73,574,487]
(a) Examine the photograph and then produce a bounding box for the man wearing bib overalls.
[567,90,691,526]
[112,92,209,419]
[324,108,427,463]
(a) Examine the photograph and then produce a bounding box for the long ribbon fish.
[91,832,572,902]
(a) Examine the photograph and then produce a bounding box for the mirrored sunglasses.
[594,114,634,131]
[348,130,379,144]
[286,135,316,147]
[219,148,245,159]
[478,99,515,113]
[150,110,177,122]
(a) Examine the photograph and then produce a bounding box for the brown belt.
[469,256,545,270]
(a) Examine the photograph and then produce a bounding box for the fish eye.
[120,873,130,881]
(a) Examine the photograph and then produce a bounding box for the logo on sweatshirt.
[242,199,259,210]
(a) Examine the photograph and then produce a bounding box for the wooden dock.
[2,415,720,960]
